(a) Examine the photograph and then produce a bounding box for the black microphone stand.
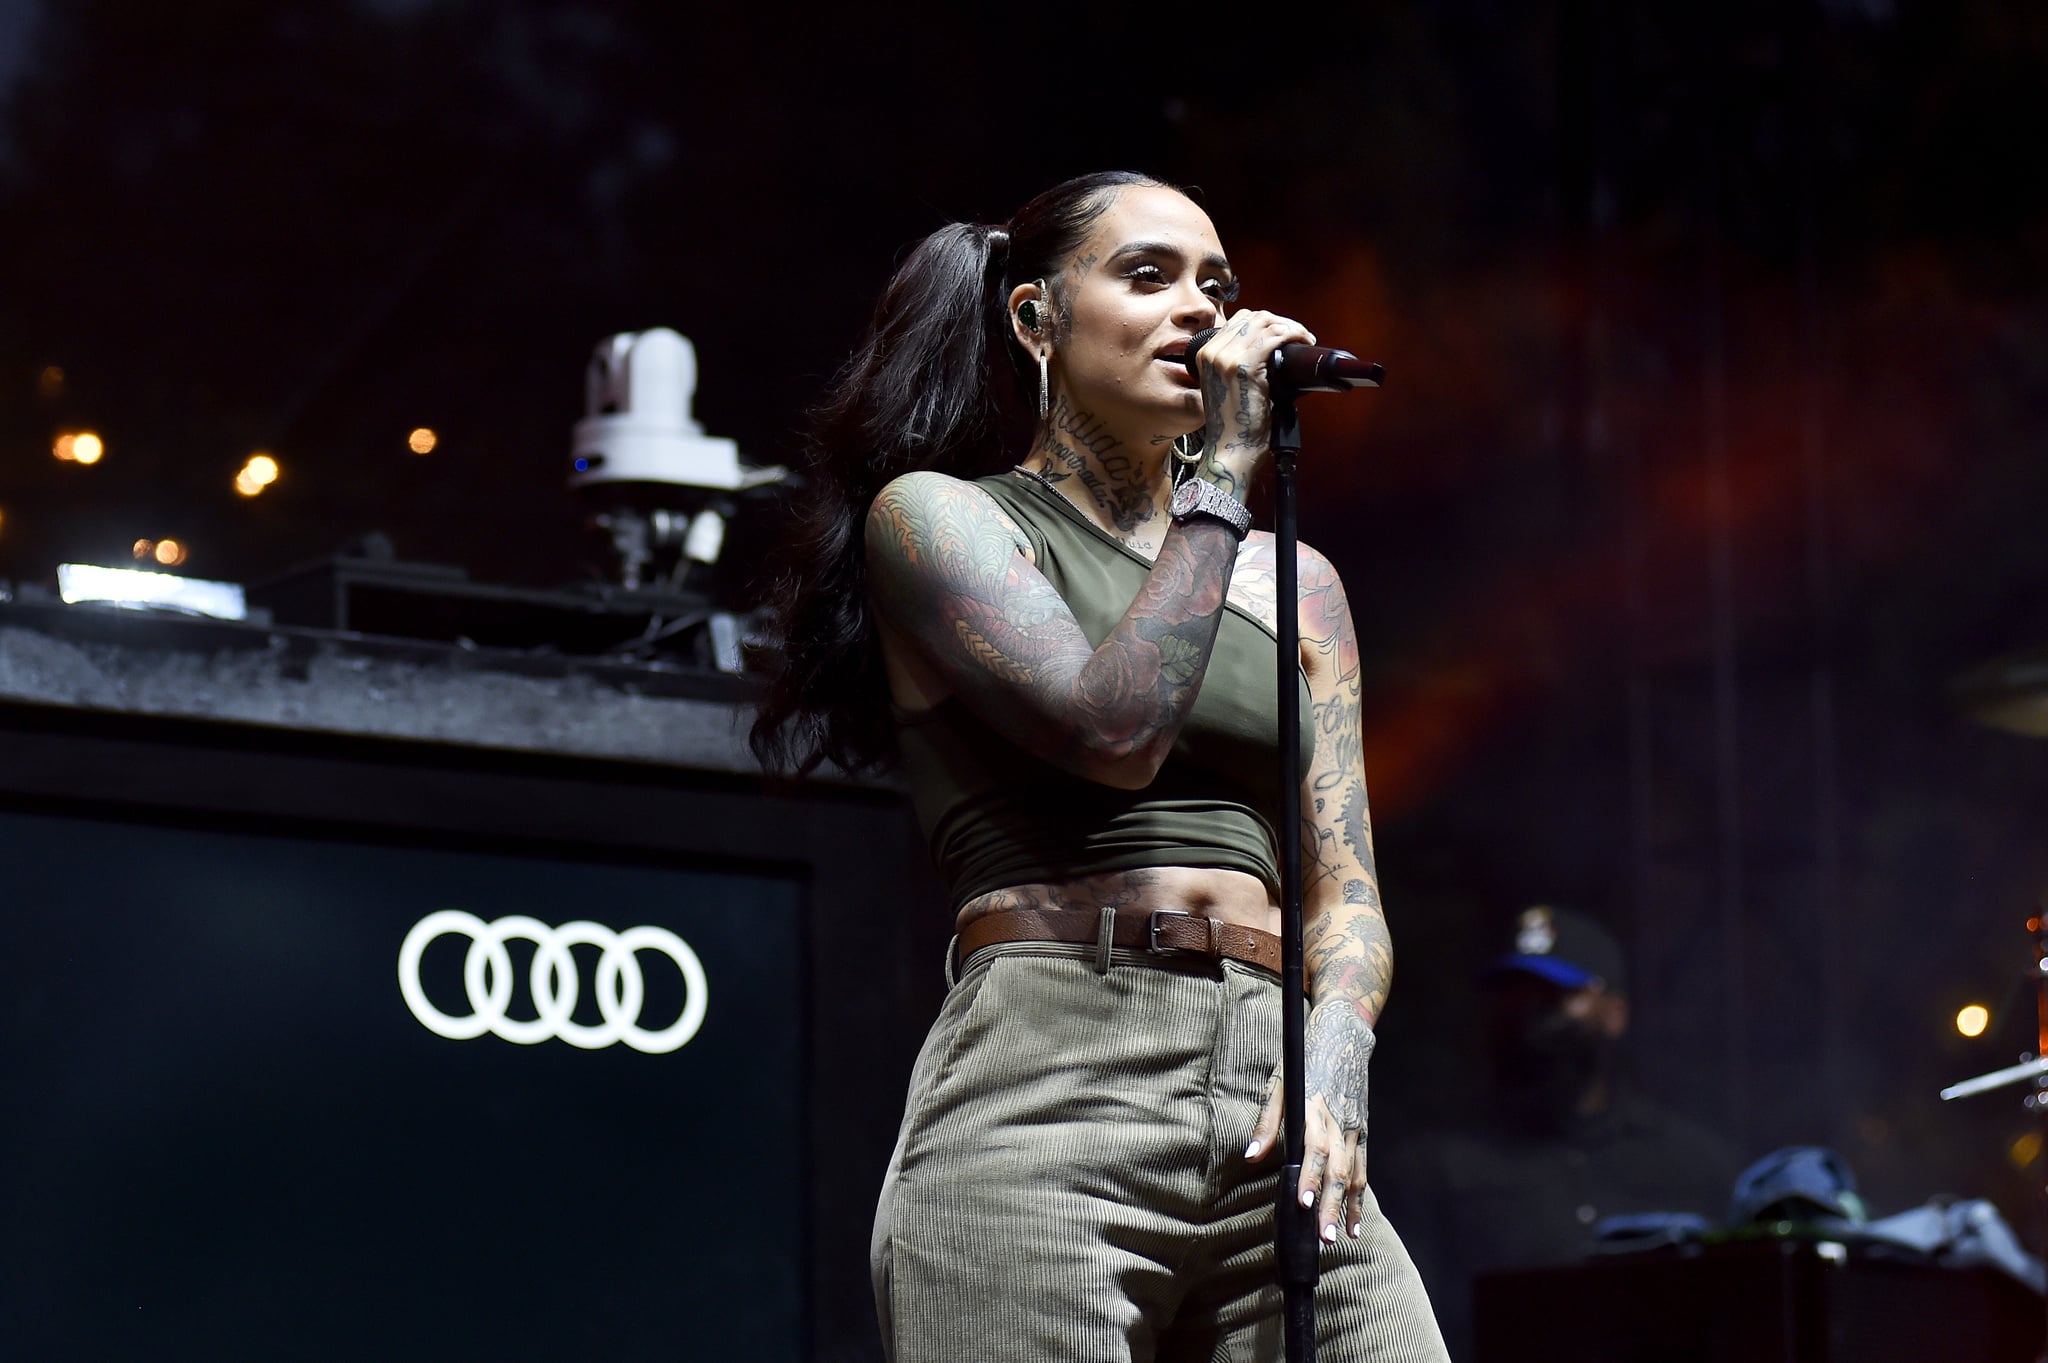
[1187,329,1381,1363]
[1268,352,1382,1363]
[1271,387,1320,1363]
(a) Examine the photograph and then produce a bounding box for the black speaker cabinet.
[1474,1238,2042,1363]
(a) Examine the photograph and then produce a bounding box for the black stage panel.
[1,806,806,1360]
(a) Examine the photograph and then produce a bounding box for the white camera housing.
[569,328,784,492]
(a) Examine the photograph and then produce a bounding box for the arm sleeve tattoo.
[865,471,1242,787]
[1295,544,1392,1025]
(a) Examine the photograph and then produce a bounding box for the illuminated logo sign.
[398,911,707,1054]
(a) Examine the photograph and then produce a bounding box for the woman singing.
[753,171,1447,1362]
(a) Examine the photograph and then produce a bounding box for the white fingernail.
[1244,1140,1262,1159]
[1350,1221,1363,1238]
[1300,1189,1315,1208]
[1322,1223,1338,1244]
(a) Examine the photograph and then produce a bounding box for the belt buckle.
[1147,908,1193,955]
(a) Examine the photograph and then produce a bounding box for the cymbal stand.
[1939,899,2048,1360]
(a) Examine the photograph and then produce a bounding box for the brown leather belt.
[954,907,1283,977]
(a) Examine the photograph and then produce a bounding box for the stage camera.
[570,327,785,591]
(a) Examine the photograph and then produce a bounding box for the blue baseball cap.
[1483,905,1628,994]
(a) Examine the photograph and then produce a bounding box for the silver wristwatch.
[1169,477,1253,540]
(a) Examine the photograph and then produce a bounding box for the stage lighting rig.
[570,327,785,592]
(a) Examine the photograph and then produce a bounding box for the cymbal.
[1952,647,2048,738]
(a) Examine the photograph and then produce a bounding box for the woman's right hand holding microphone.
[1191,310,1318,498]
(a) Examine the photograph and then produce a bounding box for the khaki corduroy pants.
[872,943,1450,1362]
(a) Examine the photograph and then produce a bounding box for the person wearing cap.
[1376,906,1738,1361]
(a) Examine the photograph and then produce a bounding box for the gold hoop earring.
[1172,432,1203,465]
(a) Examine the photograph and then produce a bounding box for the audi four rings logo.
[398,911,708,1054]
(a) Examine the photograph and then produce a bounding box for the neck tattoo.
[1013,459,1174,559]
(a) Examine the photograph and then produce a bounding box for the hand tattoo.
[1304,997,1375,1134]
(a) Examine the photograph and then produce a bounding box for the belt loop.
[944,934,960,989]
[1094,905,1116,975]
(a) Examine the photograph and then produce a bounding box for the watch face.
[1171,480,1201,516]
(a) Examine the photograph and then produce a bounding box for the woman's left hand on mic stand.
[1244,998,1376,1243]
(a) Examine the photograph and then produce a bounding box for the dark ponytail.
[750,171,1170,776]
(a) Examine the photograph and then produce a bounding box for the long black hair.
[749,171,1169,776]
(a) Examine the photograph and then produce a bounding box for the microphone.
[1182,327,1384,394]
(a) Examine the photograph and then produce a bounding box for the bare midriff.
[955,864,1280,937]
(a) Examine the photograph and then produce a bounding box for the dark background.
[3,0,2046,1338]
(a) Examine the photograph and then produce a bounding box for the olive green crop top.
[892,470,1315,909]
